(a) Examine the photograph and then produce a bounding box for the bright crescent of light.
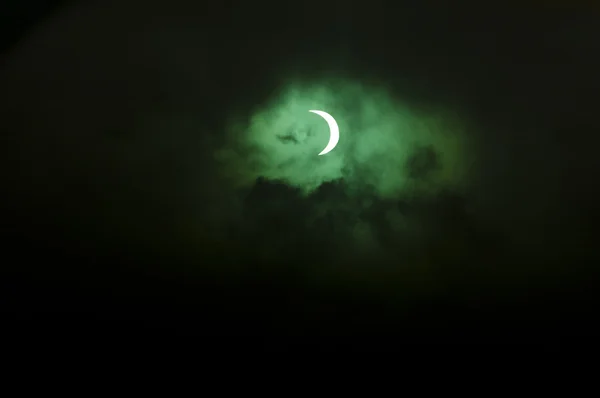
[309,110,339,156]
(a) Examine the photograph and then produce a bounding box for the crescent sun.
[309,110,339,156]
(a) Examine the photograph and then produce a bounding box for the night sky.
[1,0,599,347]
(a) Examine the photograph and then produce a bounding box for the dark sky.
[1,0,599,345]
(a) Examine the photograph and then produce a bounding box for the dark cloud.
[406,146,440,180]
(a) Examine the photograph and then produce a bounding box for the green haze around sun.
[216,77,474,200]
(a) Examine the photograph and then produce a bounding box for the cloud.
[216,78,473,200]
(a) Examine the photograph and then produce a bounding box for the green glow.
[216,78,473,199]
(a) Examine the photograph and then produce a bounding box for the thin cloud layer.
[216,78,473,200]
